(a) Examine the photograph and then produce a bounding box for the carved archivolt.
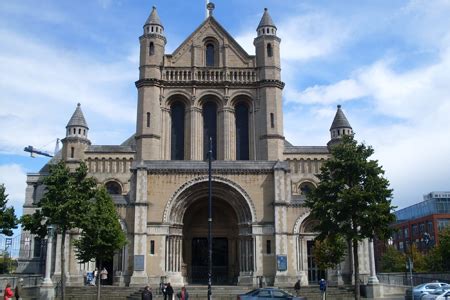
[291,179,317,196]
[163,176,256,225]
[293,211,310,234]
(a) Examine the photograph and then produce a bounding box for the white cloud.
[0,29,137,155]
[278,12,350,61]
[0,164,26,214]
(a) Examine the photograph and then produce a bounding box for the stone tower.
[254,8,284,160]
[136,6,166,161]
[61,103,90,169]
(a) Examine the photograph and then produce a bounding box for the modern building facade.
[18,5,371,287]
[391,191,450,252]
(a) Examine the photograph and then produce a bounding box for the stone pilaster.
[130,166,149,286]
[189,106,202,160]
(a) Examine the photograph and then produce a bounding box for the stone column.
[161,107,171,160]
[165,234,184,285]
[189,106,202,160]
[237,235,254,285]
[42,229,54,286]
[367,239,379,284]
[129,166,149,286]
[221,106,235,160]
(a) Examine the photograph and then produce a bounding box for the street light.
[207,137,213,300]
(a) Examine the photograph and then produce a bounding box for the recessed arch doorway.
[165,178,255,285]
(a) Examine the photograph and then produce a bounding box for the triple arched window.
[235,102,249,160]
[203,101,217,159]
[171,101,185,160]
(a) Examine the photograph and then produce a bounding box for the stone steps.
[57,285,356,300]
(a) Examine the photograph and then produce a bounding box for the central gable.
[165,17,255,68]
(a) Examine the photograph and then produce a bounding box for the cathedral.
[18,4,371,287]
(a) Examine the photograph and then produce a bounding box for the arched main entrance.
[164,177,255,285]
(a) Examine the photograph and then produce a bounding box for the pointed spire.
[145,6,163,28]
[330,105,352,131]
[66,103,88,129]
[257,8,277,30]
[327,105,353,148]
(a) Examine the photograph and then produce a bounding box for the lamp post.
[207,137,213,300]
[42,224,55,286]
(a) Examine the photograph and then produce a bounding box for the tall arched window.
[267,43,273,57]
[235,102,249,160]
[149,42,154,56]
[203,101,217,159]
[171,101,185,160]
[206,43,215,67]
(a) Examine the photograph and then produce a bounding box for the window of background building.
[412,224,418,235]
[437,219,450,232]
[404,228,409,238]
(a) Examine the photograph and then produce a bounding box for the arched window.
[267,43,273,57]
[171,101,185,160]
[299,182,315,197]
[149,42,154,56]
[203,101,217,159]
[206,43,215,67]
[235,102,249,160]
[105,181,122,195]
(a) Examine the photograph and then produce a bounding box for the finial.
[207,2,215,17]
[77,103,81,107]
[152,5,156,10]
[264,8,268,11]
[337,104,341,109]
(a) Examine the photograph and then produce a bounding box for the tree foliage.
[380,246,405,272]
[424,228,450,272]
[313,234,347,270]
[0,184,19,236]
[74,187,127,300]
[20,161,96,300]
[305,135,396,300]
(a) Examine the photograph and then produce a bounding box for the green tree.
[21,162,96,300]
[380,246,405,272]
[0,184,19,236]
[74,187,126,300]
[425,228,450,271]
[313,234,347,270]
[305,135,396,300]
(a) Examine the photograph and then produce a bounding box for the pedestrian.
[319,278,327,300]
[93,268,98,286]
[165,282,174,300]
[176,286,189,300]
[100,267,108,285]
[4,283,13,300]
[161,283,167,300]
[14,279,22,300]
[142,286,153,300]
[294,279,301,296]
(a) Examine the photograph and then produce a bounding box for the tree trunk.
[97,259,102,300]
[353,239,360,300]
[61,230,66,300]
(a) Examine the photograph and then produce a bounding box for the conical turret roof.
[66,103,88,129]
[145,6,163,28]
[257,8,276,29]
[330,105,352,130]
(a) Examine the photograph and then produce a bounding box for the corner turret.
[327,105,353,148]
[61,103,91,166]
[254,8,281,81]
[139,6,166,80]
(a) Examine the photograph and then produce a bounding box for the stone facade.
[18,5,370,288]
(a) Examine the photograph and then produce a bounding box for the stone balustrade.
[162,67,258,83]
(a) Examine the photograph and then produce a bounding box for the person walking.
[319,278,327,300]
[294,279,301,296]
[165,283,174,300]
[4,283,13,300]
[100,267,108,285]
[176,286,189,300]
[14,280,22,300]
[161,283,167,300]
[142,286,153,300]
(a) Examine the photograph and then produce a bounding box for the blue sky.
[1,0,450,229]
